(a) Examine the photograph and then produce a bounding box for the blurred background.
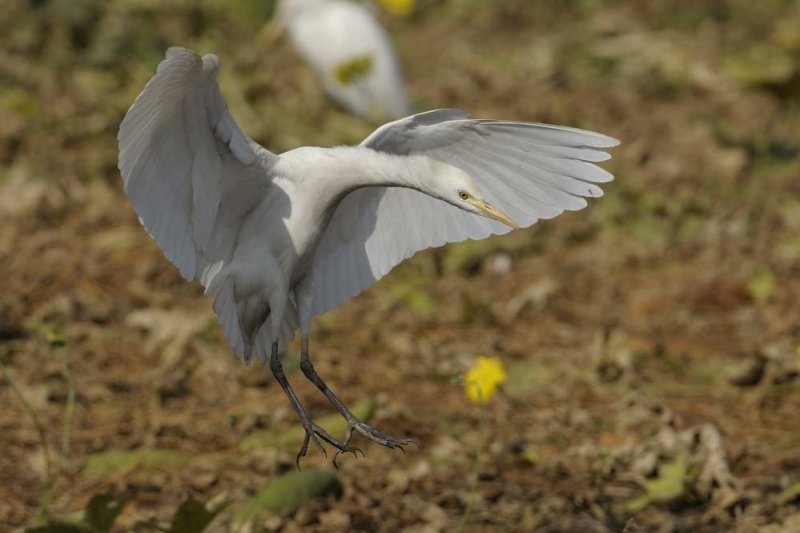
[2,0,800,531]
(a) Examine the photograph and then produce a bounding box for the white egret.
[118,48,619,465]
[272,0,411,120]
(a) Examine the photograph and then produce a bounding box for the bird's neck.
[287,146,440,199]
[345,146,439,195]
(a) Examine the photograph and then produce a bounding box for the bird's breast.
[281,184,339,285]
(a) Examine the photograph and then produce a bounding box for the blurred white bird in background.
[118,48,618,465]
[270,0,411,121]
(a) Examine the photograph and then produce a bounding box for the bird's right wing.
[119,48,280,359]
[118,47,275,284]
[311,109,618,317]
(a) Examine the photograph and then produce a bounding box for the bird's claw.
[294,417,411,468]
[332,445,364,470]
[295,422,362,469]
[296,424,327,470]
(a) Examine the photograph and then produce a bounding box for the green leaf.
[83,449,192,479]
[240,399,375,452]
[403,288,437,319]
[504,362,556,398]
[442,240,495,275]
[234,469,342,523]
[748,269,776,304]
[167,497,225,533]
[521,446,539,465]
[84,494,126,533]
[25,320,67,347]
[441,238,521,275]
[386,280,437,320]
[618,456,688,513]
[725,46,795,86]
[2,88,40,119]
[780,481,800,503]
[26,495,127,533]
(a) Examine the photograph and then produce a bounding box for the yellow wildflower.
[464,356,507,404]
[377,0,415,17]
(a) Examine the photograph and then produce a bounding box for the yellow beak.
[467,198,519,230]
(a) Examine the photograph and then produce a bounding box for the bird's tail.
[211,271,298,365]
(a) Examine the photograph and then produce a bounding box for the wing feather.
[311,109,618,317]
[119,48,276,356]
[118,47,273,284]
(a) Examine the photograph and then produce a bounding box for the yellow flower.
[464,356,507,404]
[377,0,415,17]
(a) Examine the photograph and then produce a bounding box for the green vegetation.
[235,470,342,522]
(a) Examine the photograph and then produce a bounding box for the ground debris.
[3,0,800,530]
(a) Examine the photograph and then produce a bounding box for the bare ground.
[2,1,800,531]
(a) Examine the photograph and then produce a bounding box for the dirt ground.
[2,1,800,531]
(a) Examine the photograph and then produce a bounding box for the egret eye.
[459,191,469,200]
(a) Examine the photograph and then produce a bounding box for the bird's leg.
[299,336,416,459]
[267,342,355,467]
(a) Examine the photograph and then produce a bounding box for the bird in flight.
[270,0,411,120]
[118,48,618,466]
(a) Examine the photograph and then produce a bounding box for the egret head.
[432,163,518,230]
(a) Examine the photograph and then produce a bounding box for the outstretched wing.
[118,47,274,284]
[311,109,619,317]
[119,47,277,358]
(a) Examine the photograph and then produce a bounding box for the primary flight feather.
[118,48,619,465]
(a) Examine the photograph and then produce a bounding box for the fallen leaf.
[125,308,212,369]
[83,449,192,480]
[168,496,227,533]
[619,455,687,512]
[234,469,342,522]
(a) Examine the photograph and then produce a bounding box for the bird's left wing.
[311,109,619,317]
[118,47,275,284]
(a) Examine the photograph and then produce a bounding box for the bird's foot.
[296,421,362,469]
[329,419,415,468]
[348,418,416,451]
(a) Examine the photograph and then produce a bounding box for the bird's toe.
[350,420,415,450]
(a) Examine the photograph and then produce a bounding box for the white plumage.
[274,0,410,120]
[118,48,618,462]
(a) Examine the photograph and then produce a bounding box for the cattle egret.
[271,0,411,120]
[118,48,619,465]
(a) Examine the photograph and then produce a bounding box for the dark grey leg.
[268,342,355,468]
[299,337,415,463]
